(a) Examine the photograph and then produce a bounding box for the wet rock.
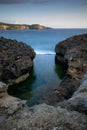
[0,37,35,85]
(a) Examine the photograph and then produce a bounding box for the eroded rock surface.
[0,81,87,130]
[0,37,35,85]
[55,34,87,100]
[67,72,87,114]
[1,34,87,130]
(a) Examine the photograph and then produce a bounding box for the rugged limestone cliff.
[54,34,87,100]
[0,37,35,85]
[0,34,87,130]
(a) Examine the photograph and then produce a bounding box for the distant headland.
[0,22,51,30]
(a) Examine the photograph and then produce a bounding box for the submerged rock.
[0,37,35,85]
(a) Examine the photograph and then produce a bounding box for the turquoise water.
[0,29,87,106]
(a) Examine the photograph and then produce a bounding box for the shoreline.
[0,34,87,129]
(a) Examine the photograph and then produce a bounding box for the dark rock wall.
[55,34,87,100]
[0,37,35,83]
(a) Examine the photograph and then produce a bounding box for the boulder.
[0,37,35,85]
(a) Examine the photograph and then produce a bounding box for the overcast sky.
[0,0,87,28]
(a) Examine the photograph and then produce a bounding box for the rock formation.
[0,78,87,130]
[0,34,87,130]
[67,72,87,114]
[0,37,35,85]
[54,34,87,100]
[35,34,87,105]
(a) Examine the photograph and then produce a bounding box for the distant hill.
[0,22,51,30]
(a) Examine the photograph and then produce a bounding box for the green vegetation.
[0,22,51,30]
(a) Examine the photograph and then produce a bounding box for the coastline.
[0,34,87,129]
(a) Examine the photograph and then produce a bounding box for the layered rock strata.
[0,37,35,85]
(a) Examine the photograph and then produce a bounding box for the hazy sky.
[0,0,87,28]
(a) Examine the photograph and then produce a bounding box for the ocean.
[0,29,87,106]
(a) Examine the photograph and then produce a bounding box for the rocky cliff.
[0,37,35,85]
[0,34,87,130]
[34,34,87,105]
[54,34,87,100]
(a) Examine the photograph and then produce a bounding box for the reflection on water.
[8,54,67,106]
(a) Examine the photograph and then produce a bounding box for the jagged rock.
[0,81,87,130]
[0,37,35,85]
[54,34,87,101]
[55,34,87,80]
[67,73,87,113]
[1,34,87,130]
[0,103,87,130]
